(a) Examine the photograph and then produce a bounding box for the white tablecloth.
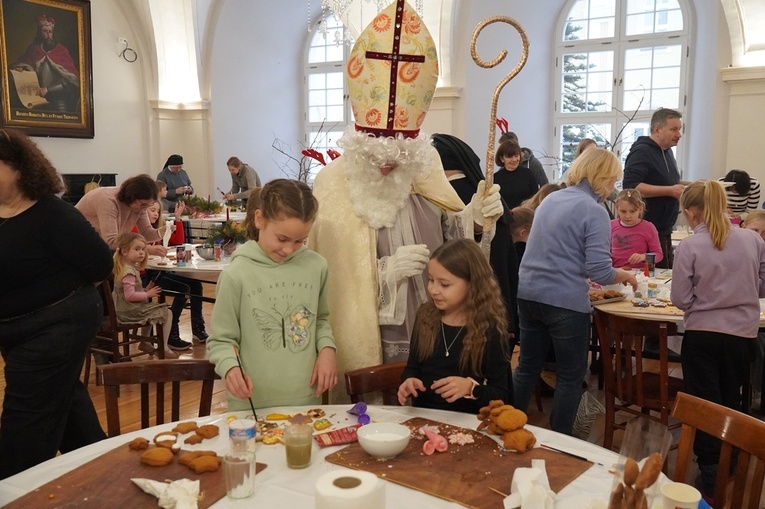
[0,405,631,508]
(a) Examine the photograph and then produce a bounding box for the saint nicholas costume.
[309,0,499,401]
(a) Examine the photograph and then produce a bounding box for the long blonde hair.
[113,232,148,278]
[680,180,730,250]
[520,183,564,210]
[413,239,508,375]
[565,148,621,199]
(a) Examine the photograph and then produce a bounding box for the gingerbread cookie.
[172,421,198,434]
[128,437,149,450]
[307,408,326,418]
[189,455,221,474]
[153,432,178,449]
[289,413,312,425]
[140,447,174,467]
[313,418,332,431]
[262,428,284,445]
[196,424,219,439]
[179,450,217,467]
[184,434,204,445]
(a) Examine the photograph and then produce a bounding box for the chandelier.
[309,0,424,45]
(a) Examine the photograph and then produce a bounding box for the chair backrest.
[96,278,119,334]
[344,362,406,405]
[97,359,220,437]
[671,391,765,509]
[595,308,678,411]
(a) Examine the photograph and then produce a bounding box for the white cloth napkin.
[131,478,200,509]
[503,459,555,509]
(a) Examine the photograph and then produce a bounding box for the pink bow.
[422,429,448,455]
[495,117,509,134]
[301,149,326,166]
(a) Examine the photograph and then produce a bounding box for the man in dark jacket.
[622,108,687,268]
[500,132,548,187]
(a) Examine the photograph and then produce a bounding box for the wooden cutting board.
[325,417,593,509]
[3,443,267,508]
[595,299,684,316]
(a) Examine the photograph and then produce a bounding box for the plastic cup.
[661,482,701,509]
[284,424,313,469]
[224,451,256,499]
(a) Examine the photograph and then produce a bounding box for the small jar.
[229,418,257,454]
[647,282,658,299]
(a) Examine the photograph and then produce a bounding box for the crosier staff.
[471,16,530,254]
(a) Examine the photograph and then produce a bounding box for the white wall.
[35,1,152,183]
[208,0,317,193]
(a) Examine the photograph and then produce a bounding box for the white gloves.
[470,181,503,226]
[387,244,430,282]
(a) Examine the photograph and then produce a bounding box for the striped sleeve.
[748,179,760,212]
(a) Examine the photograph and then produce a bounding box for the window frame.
[303,16,354,180]
[551,0,692,179]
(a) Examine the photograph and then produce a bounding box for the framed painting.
[0,0,93,138]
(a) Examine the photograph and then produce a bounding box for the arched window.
[304,16,353,179]
[552,0,691,177]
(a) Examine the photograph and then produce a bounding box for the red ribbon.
[301,149,326,166]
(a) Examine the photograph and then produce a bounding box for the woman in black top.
[0,128,113,479]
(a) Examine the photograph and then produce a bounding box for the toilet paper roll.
[315,470,385,509]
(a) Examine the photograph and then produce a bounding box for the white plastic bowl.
[356,422,411,459]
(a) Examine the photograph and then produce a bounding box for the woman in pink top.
[610,189,662,268]
[75,174,166,256]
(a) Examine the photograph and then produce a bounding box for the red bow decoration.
[495,117,509,134]
[327,149,342,161]
[301,149,326,166]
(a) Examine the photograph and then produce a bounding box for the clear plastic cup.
[284,424,313,469]
[224,451,256,499]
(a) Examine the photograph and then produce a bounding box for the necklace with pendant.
[441,321,465,357]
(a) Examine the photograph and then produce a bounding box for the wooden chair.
[594,308,684,451]
[97,358,220,437]
[345,362,406,405]
[83,279,166,385]
[671,391,765,509]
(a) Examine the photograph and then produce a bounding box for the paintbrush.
[489,486,509,497]
[233,345,258,421]
[539,443,604,466]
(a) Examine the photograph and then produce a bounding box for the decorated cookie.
[313,418,332,431]
[307,408,326,418]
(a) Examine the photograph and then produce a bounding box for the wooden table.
[0,406,642,509]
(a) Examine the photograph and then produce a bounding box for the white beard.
[339,128,434,229]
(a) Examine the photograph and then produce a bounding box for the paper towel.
[315,470,384,509]
[162,220,174,248]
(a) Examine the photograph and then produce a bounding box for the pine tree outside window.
[553,0,690,179]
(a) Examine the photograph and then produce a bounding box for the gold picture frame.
[0,0,93,138]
